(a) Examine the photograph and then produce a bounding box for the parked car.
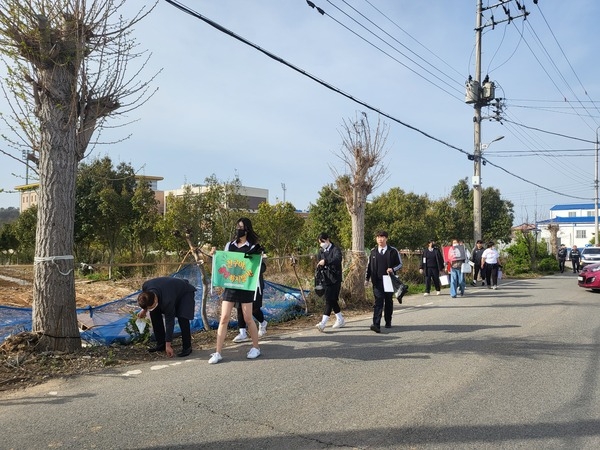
[580,247,600,267]
[578,262,600,291]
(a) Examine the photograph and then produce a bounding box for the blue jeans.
[449,268,463,297]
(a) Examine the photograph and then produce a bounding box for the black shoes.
[177,347,192,357]
[384,323,391,329]
[148,344,166,353]
[370,324,381,333]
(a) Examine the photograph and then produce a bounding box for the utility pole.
[281,182,286,203]
[467,0,528,243]
[472,0,483,243]
[594,127,600,247]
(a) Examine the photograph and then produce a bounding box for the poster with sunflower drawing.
[211,251,262,291]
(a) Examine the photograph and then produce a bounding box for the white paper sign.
[382,275,394,293]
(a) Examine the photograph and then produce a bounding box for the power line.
[317,0,464,101]
[163,0,593,202]
[502,118,595,143]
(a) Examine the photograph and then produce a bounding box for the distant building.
[163,184,269,214]
[536,203,600,250]
[14,183,38,213]
[15,175,165,213]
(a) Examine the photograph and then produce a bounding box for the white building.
[536,203,599,249]
[163,184,268,214]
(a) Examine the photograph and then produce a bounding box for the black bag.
[390,274,409,304]
[314,267,325,297]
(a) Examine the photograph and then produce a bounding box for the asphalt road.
[1,273,600,449]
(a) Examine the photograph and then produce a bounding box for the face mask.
[320,242,328,249]
[236,229,247,239]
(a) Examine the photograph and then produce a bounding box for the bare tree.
[0,0,158,351]
[333,112,389,304]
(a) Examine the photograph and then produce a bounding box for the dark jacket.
[317,242,343,286]
[141,277,196,342]
[420,246,445,271]
[366,246,403,284]
[557,247,567,260]
[471,246,486,265]
[570,248,581,261]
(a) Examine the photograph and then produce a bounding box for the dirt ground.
[0,265,142,308]
[0,266,340,393]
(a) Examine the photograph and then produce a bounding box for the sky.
[1,0,600,227]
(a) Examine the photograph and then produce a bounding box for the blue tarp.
[0,264,307,346]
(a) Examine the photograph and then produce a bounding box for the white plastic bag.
[461,262,472,274]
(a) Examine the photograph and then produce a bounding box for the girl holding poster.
[208,218,264,364]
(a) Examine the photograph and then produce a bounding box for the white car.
[580,247,600,267]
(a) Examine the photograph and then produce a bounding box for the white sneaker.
[492,285,497,290]
[208,352,222,364]
[233,331,250,343]
[423,292,430,297]
[316,322,326,332]
[247,347,261,359]
[332,317,346,329]
[258,321,268,337]
[436,291,441,296]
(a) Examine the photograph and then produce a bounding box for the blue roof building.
[537,203,600,249]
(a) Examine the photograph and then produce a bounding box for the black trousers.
[424,267,441,293]
[372,285,393,327]
[484,263,499,286]
[237,295,265,328]
[323,282,342,315]
[149,310,192,350]
[572,259,580,272]
[558,258,566,272]
[472,262,483,282]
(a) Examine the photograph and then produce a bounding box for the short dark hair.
[476,240,484,244]
[376,230,388,237]
[318,232,330,242]
[137,291,156,309]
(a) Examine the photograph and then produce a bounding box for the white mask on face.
[320,242,328,249]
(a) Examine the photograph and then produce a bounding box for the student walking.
[481,241,500,289]
[314,233,346,332]
[419,239,444,296]
[365,230,403,332]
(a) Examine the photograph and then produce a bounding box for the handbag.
[314,267,325,296]
[461,262,472,274]
[439,274,449,286]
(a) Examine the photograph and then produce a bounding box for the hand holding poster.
[212,251,262,291]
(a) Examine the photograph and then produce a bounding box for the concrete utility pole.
[594,127,600,247]
[469,0,529,243]
[472,0,483,243]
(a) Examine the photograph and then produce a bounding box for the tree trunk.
[547,224,559,256]
[32,66,81,352]
[342,193,368,305]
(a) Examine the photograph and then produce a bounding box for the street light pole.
[594,126,600,247]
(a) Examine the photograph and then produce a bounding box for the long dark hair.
[235,217,259,245]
